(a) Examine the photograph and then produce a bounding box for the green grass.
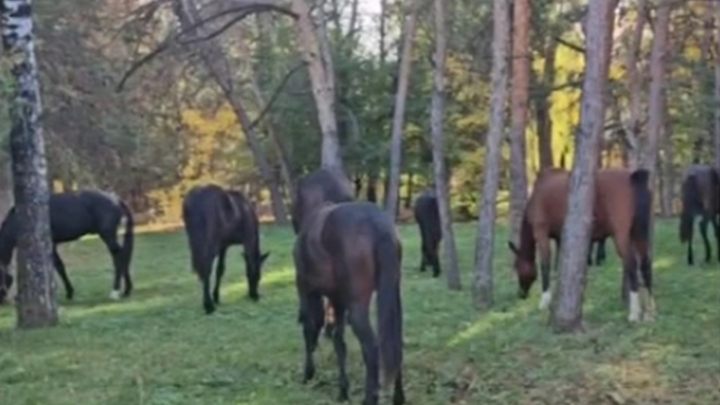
[1,220,718,405]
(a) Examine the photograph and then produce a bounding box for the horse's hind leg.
[713,216,720,263]
[300,292,324,383]
[686,221,695,265]
[330,302,349,401]
[212,247,228,304]
[537,236,552,310]
[699,216,711,264]
[617,242,641,322]
[99,231,126,299]
[638,252,656,321]
[348,302,380,405]
[52,248,74,300]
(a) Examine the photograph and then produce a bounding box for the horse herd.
[0,163,717,405]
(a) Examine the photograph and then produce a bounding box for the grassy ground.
[0,219,718,405]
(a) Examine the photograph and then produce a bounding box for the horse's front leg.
[52,248,74,301]
[699,216,711,264]
[537,237,553,310]
[713,216,720,263]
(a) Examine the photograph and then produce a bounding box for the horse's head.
[508,241,536,299]
[243,250,270,301]
[0,265,14,304]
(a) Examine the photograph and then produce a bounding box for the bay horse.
[508,167,655,322]
[679,164,720,265]
[0,190,134,303]
[291,168,354,337]
[413,189,442,277]
[182,184,269,314]
[294,201,404,405]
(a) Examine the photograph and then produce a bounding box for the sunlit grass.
[1,219,717,405]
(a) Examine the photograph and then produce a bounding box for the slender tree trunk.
[405,170,414,209]
[623,0,647,168]
[472,0,510,308]
[716,1,720,172]
[2,0,59,328]
[176,0,289,225]
[659,68,674,216]
[386,0,419,222]
[551,0,618,333]
[535,40,556,170]
[508,0,530,244]
[430,0,461,290]
[290,0,343,172]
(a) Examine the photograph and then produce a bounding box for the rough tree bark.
[2,0,59,328]
[430,0,461,290]
[551,0,618,333]
[472,0,510,309]
[176,0,289,225]
[386,0,419,222]
[508,0,530,245]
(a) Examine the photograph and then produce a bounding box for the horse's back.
[684,164,719,214]
[49,190,122,242]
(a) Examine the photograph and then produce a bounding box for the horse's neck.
[519,218,536,261]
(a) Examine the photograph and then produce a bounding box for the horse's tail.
[629,169,652,242]
[374,231,403,387]
[679,173,698,243]
[118,200,134,269]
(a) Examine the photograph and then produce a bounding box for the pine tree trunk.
[430,0,461,290]
[508,0,530,245]
[551,0,618,333]
[535,40,556,170]
[714,1,720,173]
[2,0,59,329]
[472,0,510,308]
[386,0,419,222]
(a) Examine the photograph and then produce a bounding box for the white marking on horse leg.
[110,289,121,300]
[642,289,657,322]
[538,290,552,310]
[628,291,641,322]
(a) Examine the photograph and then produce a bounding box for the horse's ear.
[508,241,520,256]
[260,252,270,263]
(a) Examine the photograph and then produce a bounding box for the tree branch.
[554,36,586,54]
[248,62,304,129]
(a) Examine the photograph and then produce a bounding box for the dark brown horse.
[413,189,442,277]
[294,201,404,405]
[508,167,655,322]
[679,164,720,265]
[182,184,269,314]
[291,168,354,337]
[0,190,134,303]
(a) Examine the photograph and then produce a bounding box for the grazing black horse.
[0,190,134,303]
[679,164,720,265]
[294,201,405,405]
[182,184,269,314]
[413,189,442,277]
[291,168,353,337]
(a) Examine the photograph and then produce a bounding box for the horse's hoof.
[392,390,406,405]
[538,291,552,310]
[66,291,75,301]
[337,388,349,402]
[109,290,121,301]
[361,395,379,405]
[249,292,261,302]
[303,366,315,383]
[204,303,216,315]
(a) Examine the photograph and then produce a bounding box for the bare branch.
[248,62,304,129]
[554,36,585,54]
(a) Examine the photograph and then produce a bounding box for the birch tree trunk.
[386,0,419,222]
[472,0,510,309]
[551,0,618,333]
[430,0,461,290]
[508,0,530,245]
[2,0,59,329]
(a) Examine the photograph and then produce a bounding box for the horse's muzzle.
[518,289,529,299]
